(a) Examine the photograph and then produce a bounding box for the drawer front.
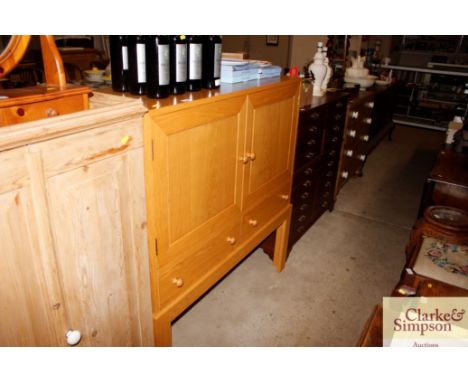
[33,117,143,177]
[241,181,291,242]
[158,220,241,309]
[0,94,86,126]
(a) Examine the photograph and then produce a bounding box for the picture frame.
[266,36,279,46]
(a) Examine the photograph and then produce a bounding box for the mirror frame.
[0,35,31,78]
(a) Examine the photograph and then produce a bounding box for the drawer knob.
[303,180,312,188]
[345,150,354,157]
[308,126,318,133]
[321,201,329,208]
[298,215,306,223]
[327,161,334,167]
[336,102,343,108]
[307,139,316,146]
[364,118,372,124]
[334,114,342,120]
[248,219,258,227]
[325,181,332,187]
[281,194,289,200]
[329,150,336,156]
[348,130,356,138]
[226,236,236,245]
[66,329,82,346]
[333,125,340,132]
[361,135,370,142]
[323,191,330,198]
[331,137,338,143]
[296,226,305,233]
[240,155,249,164]
[310,112,319,120]
[351,111,359,119]
[16,107,25,117]
[358,154,366,161]
[305,152,315,159]
[299,203,309,211]
[172,278,184,288]
[46,108,58,118]
[366,102,374,108]
[341,171,349,179]
[300,192,309,200]
[304,167,313,175]
[246,152,256,161]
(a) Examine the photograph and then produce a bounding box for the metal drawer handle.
[304,167,313,175]
[308,126,318,133]
[299,203,309,211]
[307,139,316,146]
[303,180,312,187]
[298,215,306,223]
[331,137,338,143]
[300,192,309,200]
[305,152,315,159]
[333,125,340,132]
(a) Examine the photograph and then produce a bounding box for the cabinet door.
[145,96,246,276]
[44,146,152,346]
[243,82,299,211]
[0,148,67,345]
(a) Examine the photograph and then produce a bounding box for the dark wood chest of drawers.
[262,89,349,255]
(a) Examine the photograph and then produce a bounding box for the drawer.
[158,222,241,309]
[33,117,143,177]
[241,181,291,242]
[294,146,321,170]
[0,94,87,127]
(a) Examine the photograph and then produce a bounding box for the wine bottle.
[169,35,187,95]
[146,35,170,99]
[109,35,129,92]
[128,35,147,95]
[187,35,202,92]
[202,35,222,89]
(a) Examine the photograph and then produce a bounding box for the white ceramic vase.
[308,43,327,96]
[321,47,333,93]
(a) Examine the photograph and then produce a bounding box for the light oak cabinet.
[144,78,300,345]
[0,93,153,346]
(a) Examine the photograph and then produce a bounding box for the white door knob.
[361,135,370,142]
[348,130,356,138]
[358,154,366,161]
[345,150,354,157]
[341,171,349,179]
[66,329,82,346]
[351,111,359,119]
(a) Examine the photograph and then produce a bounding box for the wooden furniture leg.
[273,207,292,272]
[154,315,172,347]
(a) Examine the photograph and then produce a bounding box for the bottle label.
[158,44,170,85]
[122,46,128,70]
[214,43,222,78]
[136,43,146,83]
[176,44,187,83]
[189,43,202,80]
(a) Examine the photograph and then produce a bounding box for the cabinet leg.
[273,211,291,273]
[154,316,172,347]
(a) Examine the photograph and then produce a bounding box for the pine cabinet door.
[145,96,247,309]
[242,82,299,211]
[43,148,152,346]
[0,148,67,346]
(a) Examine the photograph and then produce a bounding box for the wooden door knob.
[280,194,289,200]
[226,236,236,245]
[172,278,184,288]
[248,219,258,227]
[46,108,58,117]
[246,153,256,161]
[240,156,249,164]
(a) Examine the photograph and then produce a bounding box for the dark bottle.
[169,35,187,95]
[128,35,147,95]
[146,35,170,99]
[109,35,129,92]
[187,35,202,92]
[202,35,222,89]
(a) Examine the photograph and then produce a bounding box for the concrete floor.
[172,125,445,346]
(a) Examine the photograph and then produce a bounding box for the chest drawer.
[0,94,87,127]
[158,218,241,309]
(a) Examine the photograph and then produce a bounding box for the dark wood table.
[418,150,468,216]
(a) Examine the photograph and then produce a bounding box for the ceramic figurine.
[321,47,333,93]
[308,42,327,97]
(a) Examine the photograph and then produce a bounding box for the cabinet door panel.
[46,150,151,346]
[243,83,299,210]
[147,97,246,265]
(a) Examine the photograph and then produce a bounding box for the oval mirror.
[0,35,31,77]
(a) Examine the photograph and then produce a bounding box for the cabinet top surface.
[299,82,349,111]
[97,77,301,113]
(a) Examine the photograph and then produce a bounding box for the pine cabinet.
[0,93,153,346]
[144,78,301,346]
